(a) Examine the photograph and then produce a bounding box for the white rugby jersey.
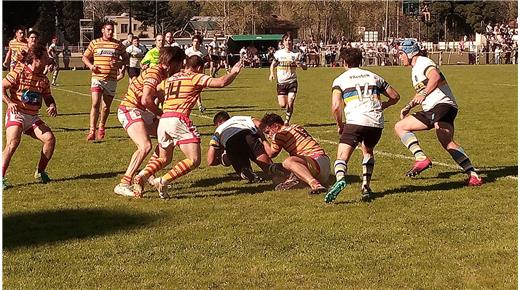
[332,67,390,128]
[210,116,257,148]
[412,56,457,111]
[274,49,302,84]
[185,46,208,58]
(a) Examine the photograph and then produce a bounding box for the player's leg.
[27,122,56,183]
[97,91,114,140]
[279,156,322,191]
[394,114,432,176]
[244,133,272,177]
[51,64,59,86]
[286,92,296,125]
[88,85,103,141]
[324,142,356,203]
[277,95,288,109]
[359,144,376,201]
[2,124,24,188]
[435,121,482,186]
[226,133,260,182]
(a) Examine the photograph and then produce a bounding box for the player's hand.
[230,60,243,74]
[269,74,274,81]
[47,104,57,117]
[7,102,18,115]
[400,107,410,119]
[90,65,100,74]
[411,93,425,106]
[336,123,344,135]
[116,72,125,81]
[141,64,149,70]
[3,62,8,69]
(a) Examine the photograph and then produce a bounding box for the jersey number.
[166,81,181,100]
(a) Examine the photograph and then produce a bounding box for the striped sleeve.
[209,133,221,148]
[271,132,286,154]
[143,69,162,90]
[375,75,389,91]
[192,73,212,88]
[5,70,19,85]
[83,40,95,58]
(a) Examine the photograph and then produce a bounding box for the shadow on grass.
[3,208,157,249]
[303,122,336,128]
[191,173,240,187]
[11,171,125,188]
[53,126,120,132]
[435,165,517,183]
[175,182,274,199]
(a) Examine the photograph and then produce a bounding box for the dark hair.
[339,47,362,67]
[132,36,139,41]
[127,32,134,36]
[26,44,47,62]
[14,25,25,34]
[213,111,230,125]
[185,55,204,69]
[282,32,293,42]
[261,113,284,127]
[159,47,185,66]
[27,30,40,38]
[102,21,115,29]
[192,34,203,42]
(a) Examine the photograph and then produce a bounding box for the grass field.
[3,65,518,289]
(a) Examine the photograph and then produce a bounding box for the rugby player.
[261,113,329,195]
[2,44,58,189]
[12,30,40,71]
[394,39,483,186]
[114,47,185,197]
[185,34,209,113]
[134,56,243,199]
[82,22,128,141]
[3,26,27,72]
[47,36,60,86]
[126,36,148,82]
[269,32,307,125]
[324,47,400,203]
[141,34,164,70]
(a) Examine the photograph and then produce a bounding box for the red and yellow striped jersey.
[83,38,125,81]
[161,71,213,116]
[4,64,52,116]
[9,39,28,68]
[120,65,168,110]
[271,124,326,157]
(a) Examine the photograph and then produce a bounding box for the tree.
[33,1,57,45]
[2,1,40,42]
[62,1,84,45]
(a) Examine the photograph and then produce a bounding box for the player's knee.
[5,138,21,152]
[139,141,152,154]
[42,132,56,146]
[282,157,296,169]
[190,157,201,169]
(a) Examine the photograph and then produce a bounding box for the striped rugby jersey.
[161,71,212,116]
[83,38,126,81]
[274,48,302,84]
[271,124,325,157]
[120,65,168,110]
[10,39,28,68]
[4,64,52,115]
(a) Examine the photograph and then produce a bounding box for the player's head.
[160,46,186,74]
[282,32,294,49]
[27,30,40,47]
[339,47,362,68]
[261,113,284,137]
[185,55,205,73]
[192,34,203,48]
[101,22,115,39]
[26,44,49,71]
[126,32,133,41]
[132,36,139,46]
[399,38,421,65]
[14,26,25,40]
[155,34,164,48]
[51,36,58,43]
[213,111,231,126]
[165,31,173,43]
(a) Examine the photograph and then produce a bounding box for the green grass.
[3,65,517,289]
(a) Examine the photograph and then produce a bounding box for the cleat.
[274,173,301,190]
[468,175,483,186]
[239,168,260,183]
[309,184,327,195]
[34,171,51,184]
[406,158,432,177]
[114,183,135,197]
[147,175,156,186]
[198,105,206,113]
[132,175,145,198]
[361,185,373,202]
[2,177,9,190]
[152,177,170,199]
[96,127,106,140]
[86,129,96,141]
[324,179,347,203]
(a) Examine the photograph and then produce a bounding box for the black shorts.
[277,81,298,96]
[211,55,219,62]
[128,67,141,78]
[225,130,265,173]
[340,124,383,148]
[413,103,458,129]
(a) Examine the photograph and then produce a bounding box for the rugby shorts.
[303,154,331,185]
[225,130,265,161]
[127,67,141,79]
[340,124,383,148]
[5,110,45,133]
[91,78,117,97]
[157,112,201,148]
[413,103,458,129]
[277,81,298,96]
[117,105,156,132]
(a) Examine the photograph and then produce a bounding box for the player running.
[261,113,329,194]
[3,26,27,72]
[269,32,307,125]
[47,36,60,86]
[2,44,58,189]
[82,22,128,141]
[114,47,185,197]
[133,56,243,199]
[394,39,483,186]
[324,47,400,203]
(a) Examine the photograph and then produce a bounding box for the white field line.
[55,87,518,181]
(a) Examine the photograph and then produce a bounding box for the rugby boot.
[86,128,96,141]
[405,158,432,177]
[152,177,170,199]
[114,183,135,197]
[132,175,145,198]
[361,185,373,202]
[239,168,261,183]
[2,177,8,190]
[34,171,51,184]
[467,174,483,187]
[324,178,347,203]
[309,182,327,195]
[274,173,301,190]
[96,127,106,140]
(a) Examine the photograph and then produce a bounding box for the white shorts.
[91,78,117,97]
[157,112,201,149]
[117,105,156,132]
[304,154,331,185]
[5,111,45,133]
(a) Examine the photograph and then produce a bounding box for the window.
[133,24,138,31]
[121,24,128,33]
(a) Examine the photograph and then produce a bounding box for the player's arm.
[43,94,58,117]
[3,48,12,68]
[2,78,17,114]
[411,66,441,106]
[380,85,400,110]
[141,80,162,117]
[206,60,243,88]
[207,135,222,166]
[264,134,282,158]
[82,44,100,73]
[269,59,278,81]
[140,51,152,69]
[296,54,308,70]
[252,117,268,141]
[331,88,344,135]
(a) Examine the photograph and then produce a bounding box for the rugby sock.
[162,158,195,184]
[120,175,132,185]
[37,152,50,173]
[52,70,59,84]
[285,108,293,124]
[448,147,476,174]
[400,132,427,161]
[268,163,286,176]
[334,160,347,181]
[140,155,165,179]
[362,155,375,188]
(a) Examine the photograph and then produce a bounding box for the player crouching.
[261,113,330,194]
[2,44,58,189]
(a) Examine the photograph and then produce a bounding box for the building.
[105,13,155,41]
